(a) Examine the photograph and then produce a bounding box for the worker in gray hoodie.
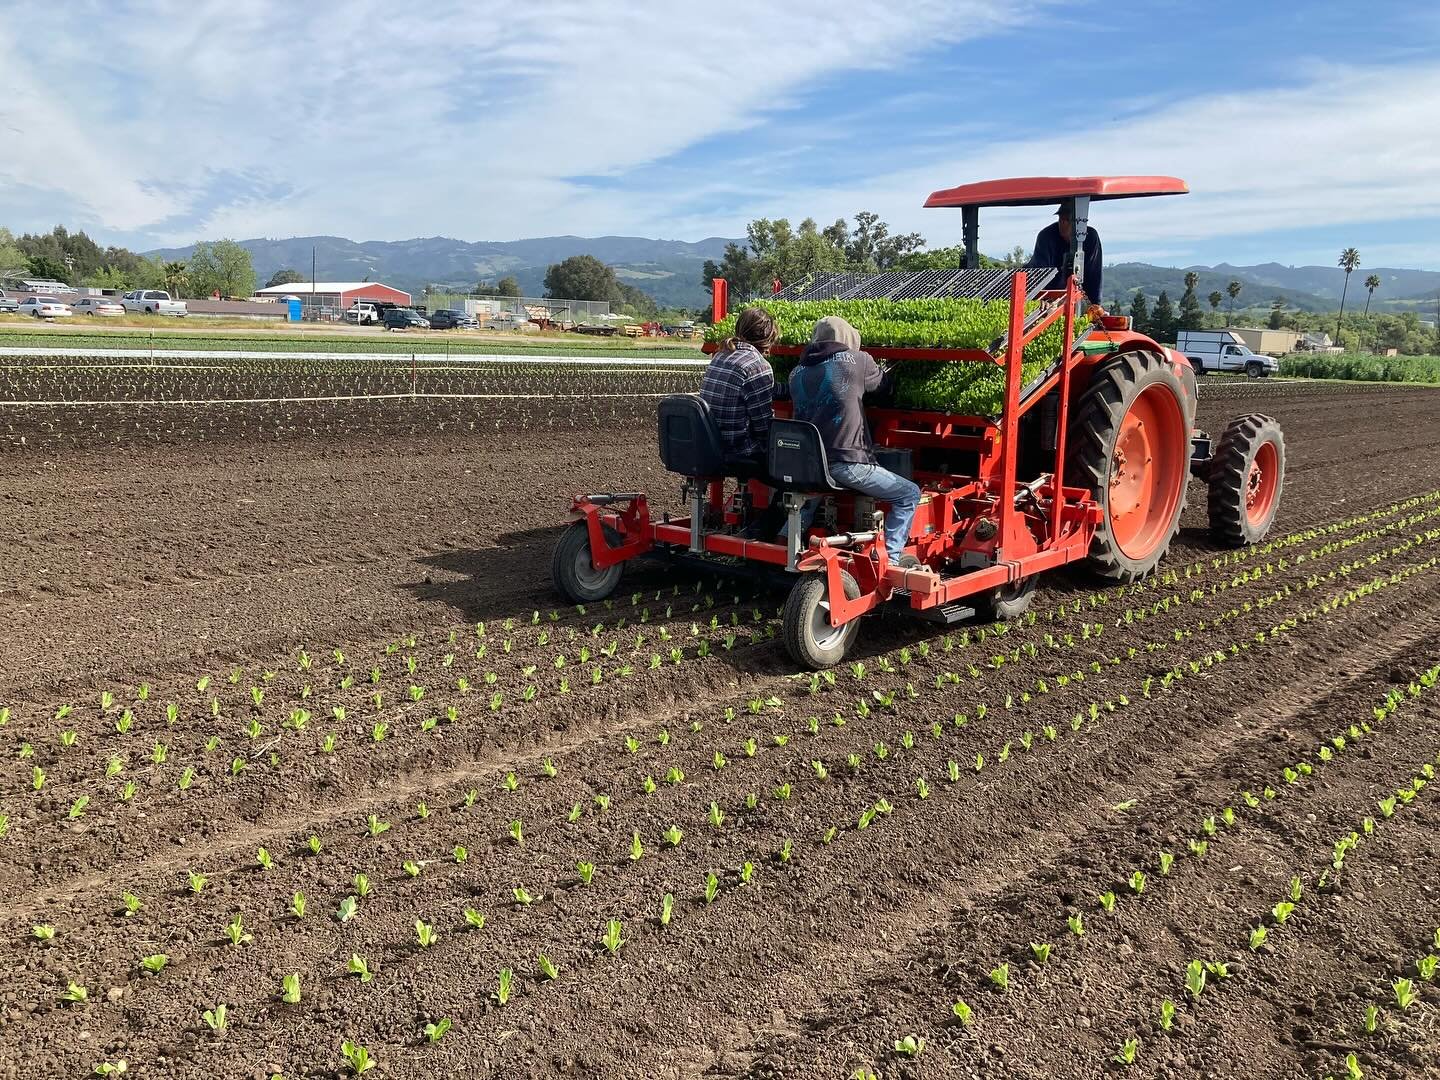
[789,316,921,568]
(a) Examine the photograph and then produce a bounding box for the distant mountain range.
[143,234,1440,314]
[144,234,734,310]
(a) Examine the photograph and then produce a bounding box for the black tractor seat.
[767,418,842,492]
[657,394,727,480]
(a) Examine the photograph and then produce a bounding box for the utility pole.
[312,245,317,321]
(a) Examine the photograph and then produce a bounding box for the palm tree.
[162,260,188,299]
[1362,273,1381,318]
[1207,290,1223,327]
[1225,280,1242,322]
[1336,247,1361,341]
[1183,271,1199,293]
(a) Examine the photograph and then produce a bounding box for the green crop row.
[1278,352,1440,385]
[706,298,1079,417]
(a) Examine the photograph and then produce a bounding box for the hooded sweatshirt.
[788,317,883,466]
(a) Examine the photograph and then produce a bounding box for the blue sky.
[3,0,1438,269]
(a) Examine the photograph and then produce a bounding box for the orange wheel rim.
[1108,384,1186,561]
[1246,440,1279,526]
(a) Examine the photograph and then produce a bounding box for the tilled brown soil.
[2,377,1440,1079]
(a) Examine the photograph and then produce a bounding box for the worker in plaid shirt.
[700,306,786,539]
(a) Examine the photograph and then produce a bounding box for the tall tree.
[162,261,189,298]
[1336,247,1361,340]
[1150,290,1177,342]
[1361,273,1381,318]
[1178,272,1204,331]
[264,268,306,289]
[1225,279,1242,322]
[26,254,70,282]
[1207,290,1223,322]
[1127,291,1150,336]
[0,228,28,279]
[186,239,256,298]
[544,254,621,302]
[1267,297,1287,330]
[495,275,522,298]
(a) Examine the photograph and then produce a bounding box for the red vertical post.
[1050,278,1077,548]
[712,278,728,323]
[996,270,1026,568]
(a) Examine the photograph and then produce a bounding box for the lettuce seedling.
[281,973,301,1004]
[1068,914,1085,937]
[1030,942,1051,964]
[1290,876,1303,902]
[601,919,624,955]
[705,872,720,904]
[1394,977,1419,1009]
[512,886,536,906]
[1362,1002,1378,1033]
[709,803,725,828]
[567,803,583,823]
[224,913,251,946]
[1418,954,1438,982]
[347,954,373,983]
[365,815,390,837]
[32,924,56,943]
[353,873,372,898]
[93,1062,126,1075]
[122,893,142,917]
[68,796,89,820]
[1113,1037,1139,1065]
[290,891,306,919]
[916,778,930,799]
[951,999,973,1026]
[988,964,1009,991]
[415,920,437,948]
[1159,998,1175,1031]
[1185,960,1205,1001]
[1128,871,1147,895]
[1249,926,1268,951]
[201,1003,227,1033]
[337,896,358,922]
[340,1040,375,1074]
[308,835,322,855]
[893,1035,924,1057]
[1272,901,1295,925]
[1158,852,1174,876]
[663,824,683,847]
[187,870,207,895]
[140,954,168,975]
[463,908,486,930]
[495,967,515,1007]
[630,831,644,861]
[61,980,87,1004]
[1099,891,1116,913]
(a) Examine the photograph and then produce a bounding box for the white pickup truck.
[121,289,188,316]
[1176,330,1279,378]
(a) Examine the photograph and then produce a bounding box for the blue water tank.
[286,298,302,321]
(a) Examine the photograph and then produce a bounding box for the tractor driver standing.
[1028,203,1103,308]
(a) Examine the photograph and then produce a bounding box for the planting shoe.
[896,554,922,569]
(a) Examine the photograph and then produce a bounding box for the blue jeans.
[829,461,920,562]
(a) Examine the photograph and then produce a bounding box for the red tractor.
[552,177,1286,667]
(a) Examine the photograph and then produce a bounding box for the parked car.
[0,289,18,313]
[383,308,430,331]
[427,308,479,330]
[71,296,126,317]
[121,289,188,316]
[18,296,74,319]
[346,301,403,325]
[1176,330,1280,378]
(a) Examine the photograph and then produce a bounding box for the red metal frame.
[570,269,1119,630]
[924,175,1188,208]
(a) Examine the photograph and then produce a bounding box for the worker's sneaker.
[896,554,922,570]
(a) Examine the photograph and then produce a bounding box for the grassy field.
[1280,352,1440,384]
[0,319,705,358]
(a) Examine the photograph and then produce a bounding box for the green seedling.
[1249,926,1268,951]
[1128,870,1147,895]
[365,815,390,837]
[951,999,973,1026]
[415,920,437,948]
[660,892,676,926]
[1159,998,1175,1031]
[281,973,301,1004]
[988,963,1010,991]
[1418,954,1438,981]
[93,1063,127,1076]
[509,818,523,845]
[424,1017,452,1043]
[1099,891,1116,913]
[201,1003,227,1032]
[224,913,251,946]
[1030,942,1052,964]
[140,954,168,975]
[463,908,486,930]
[663,825,683,847]
[630,831,644,861]
[704,872,720,904]
[337,896,358,923]
[187,870,207,895]
[513,886,536,906]
[1363,1002,1378,1033]
[1395,977,1420,1009]
[403,861,421,878]
[347,954,374,983]
[1185,960,1206,1001]
[352,873,372,898]
[1067,913,1085,937]
[601,919,625,955]
[497,967,514,1006]
[894,1034,924,1057]
[577,861,595,885]
[537,953,559,981]
[1113,1037,1140,1066]
[340,1039,374,1074]
[1272,901,1295,925]
[1158,851,1174,876]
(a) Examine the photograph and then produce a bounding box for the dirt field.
[3,370,1440,1080]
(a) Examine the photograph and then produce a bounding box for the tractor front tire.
[1067,351,1191,582]
[551,520,623,605]
[782,569,861,670]
[975,576,1037,623]
[1208,414,1285,546]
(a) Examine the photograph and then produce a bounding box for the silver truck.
[121,289,189,316]
[1176,330,1279,378]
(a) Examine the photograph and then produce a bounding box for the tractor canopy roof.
[924,175,1188,209]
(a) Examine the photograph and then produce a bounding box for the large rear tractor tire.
[782,569,861,670]
[551,520,623,605]
[1208,414,1285,546]
[1067,351,1192,582]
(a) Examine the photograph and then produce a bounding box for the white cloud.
[0,0,1037,246]
[740,60,1440,262]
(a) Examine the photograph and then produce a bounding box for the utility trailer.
[552,176,1287,667]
